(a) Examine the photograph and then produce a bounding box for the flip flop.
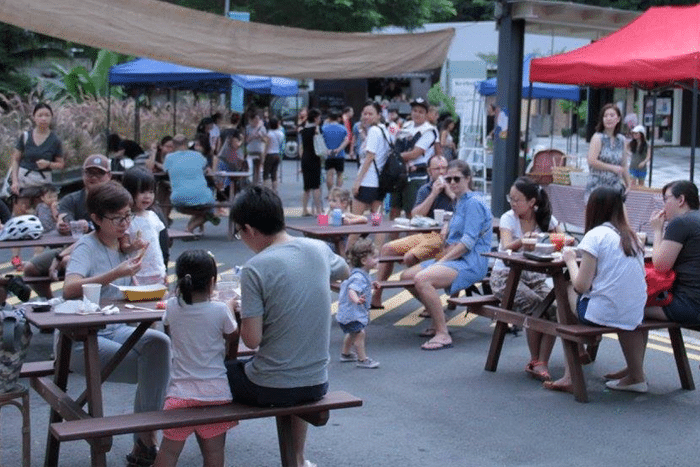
[370,304,385,310]
[418,309,431,318]
[542,380,574,394]
[418,328,436,338]
[421,338,453,351]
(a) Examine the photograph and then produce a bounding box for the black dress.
[300,125,321,191]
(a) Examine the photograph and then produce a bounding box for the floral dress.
[586,132,626,198]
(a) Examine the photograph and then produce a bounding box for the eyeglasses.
[102,213,134,226]
[234,224,243,240]
[506,195,524,205]
[444,176,462,184]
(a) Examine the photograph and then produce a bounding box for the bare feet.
[542,377,573,393]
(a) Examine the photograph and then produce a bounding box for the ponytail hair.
[512,176,553,232]
[585,187,642,257]
[175,249,217,305]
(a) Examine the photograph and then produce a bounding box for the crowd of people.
[6,98,700,466]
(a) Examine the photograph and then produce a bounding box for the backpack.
[0,306,32,393]
[373,127,410,194]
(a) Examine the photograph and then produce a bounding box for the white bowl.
[534,243,555,255]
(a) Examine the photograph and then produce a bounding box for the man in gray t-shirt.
[227,186,348,466]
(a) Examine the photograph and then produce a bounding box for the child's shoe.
[339,352,357,362]
[356,357,380,369]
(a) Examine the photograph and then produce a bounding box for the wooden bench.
[330,279,415,293]
[20,360,56,378]
[472,303,700,402]
[49,390,362,467]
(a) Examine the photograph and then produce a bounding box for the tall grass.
[0,94,225,173]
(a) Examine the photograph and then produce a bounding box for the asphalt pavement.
[2,148,700,466]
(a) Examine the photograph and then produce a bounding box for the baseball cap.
[410,97,429,111]
[82,154,110,172]
[631,125,646,134]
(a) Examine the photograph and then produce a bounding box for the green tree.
[161,0,456,32]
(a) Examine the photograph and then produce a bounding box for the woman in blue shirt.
[401,160,493,350]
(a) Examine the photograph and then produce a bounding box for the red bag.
[645,262,675,307]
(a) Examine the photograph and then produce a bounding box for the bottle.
[331,208,343,227]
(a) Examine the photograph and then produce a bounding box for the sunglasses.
[445,176,462,184]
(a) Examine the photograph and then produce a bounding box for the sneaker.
[5,275,31,302]
[125,440,157,467]
[339,352,357,362]
[356,357,380,369]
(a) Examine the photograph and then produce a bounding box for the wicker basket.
[552,166,583,185]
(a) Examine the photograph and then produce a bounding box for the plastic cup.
[637,232,648,245]
[70,221,84,240]
[317,214,328,226]
[216,281,237,301]
[82,284,101,306]
[521,238,537,252]
[550,233,566,251]
[433,209,446,225]
[370,212,382,226]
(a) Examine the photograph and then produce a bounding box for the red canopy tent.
[530,4,700,182]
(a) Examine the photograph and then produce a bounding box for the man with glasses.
[23,154,112,299]
[371,155,454,309]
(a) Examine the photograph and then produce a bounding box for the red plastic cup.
[317,214,328,226]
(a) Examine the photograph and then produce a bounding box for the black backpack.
[373,128,415,194]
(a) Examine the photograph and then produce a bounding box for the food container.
[549,233,566,251]
[521,238,537,252]
[115,284,168,302]
[534,243,556,255]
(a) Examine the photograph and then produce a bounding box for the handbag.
[645,262,675,307]
[0,306,33,393]
[16,131,52,191]
[313,128,329,158]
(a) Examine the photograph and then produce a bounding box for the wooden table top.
[23,300,162,330]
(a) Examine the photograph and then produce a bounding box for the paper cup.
[521,238,537,252]
[433,209,446,225]
[637,232,648,245]
[82,284,102,305]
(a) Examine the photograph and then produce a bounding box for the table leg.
[483,266,523,372]
[44,333,72,467]
[668,327,695,390]
[83,332,111,466]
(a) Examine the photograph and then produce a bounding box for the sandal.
[11,255,23,271]
[525,360,551,382]
[418,328,436,338]
[421,336,453,351]
[125,439,157,467]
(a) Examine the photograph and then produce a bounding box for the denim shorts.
[663,292,700,325]
[225,359,328,408]
[338,320,365,334]
[576,296,600,326]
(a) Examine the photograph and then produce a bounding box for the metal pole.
[173,90,177,135]
[691,78,698,182]
[649,91,657,187]
[524,83,533,175]
[106,81,111,154]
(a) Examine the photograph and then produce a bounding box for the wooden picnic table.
[23,300,253,467]
[0,232,77,250]
[287,218,442,254]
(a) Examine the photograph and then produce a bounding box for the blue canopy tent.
[478,54,581,101]
[107,58,298,140]
[478,54,581,156]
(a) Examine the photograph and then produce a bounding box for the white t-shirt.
[246,123,267,154]
[493,210,558,271]
[266,128,284,155]
[360,124,391,188]
[163,297,237,401]
[399,120,437,167]
[577,223,646,330]
[127,210,166,280]
[209,124,220,150]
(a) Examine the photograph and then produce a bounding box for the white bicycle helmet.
[0,215,44,241]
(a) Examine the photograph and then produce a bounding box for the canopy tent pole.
[134,92,141,144]
[649,91,657,187]
[173,90,177,135]
[524,82,533,174]
[106,81,111,154]
[691,79,698,182]
[549,100,555,151]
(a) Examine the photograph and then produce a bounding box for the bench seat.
[20,360,55,378]
[50,390,362,467]
[330,279,415,293]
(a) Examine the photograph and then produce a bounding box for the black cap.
[410,97,429,111]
